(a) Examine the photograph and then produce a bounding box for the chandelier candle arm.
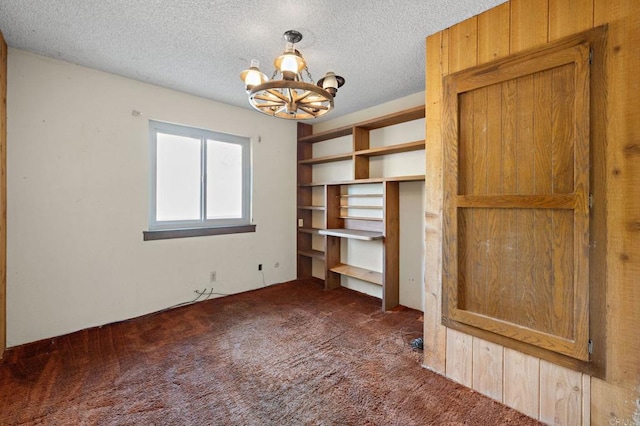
[239,30,345,120]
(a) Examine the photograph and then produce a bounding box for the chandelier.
[240,30,345,120]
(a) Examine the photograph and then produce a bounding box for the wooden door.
[442,30,602,362]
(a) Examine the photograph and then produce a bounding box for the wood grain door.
[442,32,598,361]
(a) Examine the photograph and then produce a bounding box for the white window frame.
[148,120,252,232]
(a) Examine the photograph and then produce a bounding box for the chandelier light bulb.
[318,70,345,97]
[322,71,338,90]
[280,44,298,72]
[240,59,268,92]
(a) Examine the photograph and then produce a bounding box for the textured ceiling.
[0,0,506,121]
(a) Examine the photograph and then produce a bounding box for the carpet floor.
[0,278,542,425]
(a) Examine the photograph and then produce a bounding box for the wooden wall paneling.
[483,86,503,321]
[532,70,555,336]
[444,15,479,381]
[457,92,474,313]
[472,337,504,401]
[515,74,537,331]
[423,29,448,374]
[549,0,594,40]
[500,79,519,325]
[468,87,490,316]
[539,360,583,425]
[0,30,5,358]
[477,5,511,324]
[503,348,540,419]
[445,328,473,387]
[551,63,578,340]
[448,16,478,73]
[581,374,590,426]
[510,0,549,53]
[478,2,510,63]
[592,0,640,422]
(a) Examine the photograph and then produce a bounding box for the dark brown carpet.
[0,278,542,425]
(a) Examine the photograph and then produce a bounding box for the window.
[146,120,253,239]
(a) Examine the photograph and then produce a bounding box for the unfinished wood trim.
[422,29,448,375]
[449,40,592,94]
[0,30,6,358]
[591,0,640,421]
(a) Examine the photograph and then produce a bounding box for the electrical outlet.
[298,218,303,227]
[258,264,262,271]
[210,271,217,282]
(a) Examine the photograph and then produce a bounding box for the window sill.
[143,224,256,241]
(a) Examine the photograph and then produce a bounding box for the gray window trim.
[148,120,253,237]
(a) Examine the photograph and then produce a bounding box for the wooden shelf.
[319,228,383,240]
[339,216,384,221]
[340,205,383,210]
[298,227,323,235]
[298,152,352,165]
[297,249,325,260]
[339,194,382,198]
[297,205,325,211]
[355,140,425,157]
[299,175,425,187]
[298,105,425,144]
[297,104,424,310]
[330,263,383,286]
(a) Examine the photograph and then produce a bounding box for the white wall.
[6,49,298,346]
[313,92,426,311]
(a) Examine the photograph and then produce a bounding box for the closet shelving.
[296,105,425,311]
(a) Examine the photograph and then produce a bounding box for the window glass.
[206,139,243,219]
[149,121,251,231]
[156,133,201,221]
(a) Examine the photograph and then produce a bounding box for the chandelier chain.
[303,66,315,84]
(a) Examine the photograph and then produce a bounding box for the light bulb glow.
[244,69,263,87]
[280,54,299,74]
[240,59,268,92]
